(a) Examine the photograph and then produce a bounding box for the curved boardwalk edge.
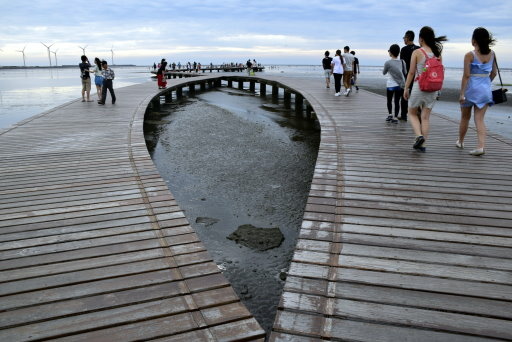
[0,78,265,341]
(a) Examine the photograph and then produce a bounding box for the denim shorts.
[324,70,331,78]
[95,75,104,86]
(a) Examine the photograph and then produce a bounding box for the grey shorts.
[324,69,331,79]
[408,81,437,109]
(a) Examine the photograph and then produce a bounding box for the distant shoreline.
[0,65,137,70]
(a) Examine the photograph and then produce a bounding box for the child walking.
[98,61,116,105]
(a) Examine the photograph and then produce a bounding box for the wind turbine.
[79,45,88,55]
[110,45,114,65]
[41,42,54,67]
[17,46,27,67]
[51,48,59,67]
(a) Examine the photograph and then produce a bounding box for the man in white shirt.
[342,46,355,96]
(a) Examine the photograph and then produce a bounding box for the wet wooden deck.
[1,74,511,341]
[0,77,265,341]
[261,77,512,342]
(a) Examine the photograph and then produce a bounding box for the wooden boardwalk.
[0,77,265,341]
[260,77,512,341]
[0,74,511,341]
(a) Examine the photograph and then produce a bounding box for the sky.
[1,0,511,68]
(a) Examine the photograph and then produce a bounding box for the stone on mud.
[227,224,284,251]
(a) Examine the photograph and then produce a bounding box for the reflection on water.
[146,86,320,334]
[0,66,152,129]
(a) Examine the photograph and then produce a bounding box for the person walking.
[457,27,497,156]
[400,30,420,121]
[403,26,447,152]
[331,49,344,96]
[383,44,407,124]
[350,51,360,92]
[342,46,355,96]
[156,59,167,89]
[79,55,93,102]
[322,51,333,88]
[246,59,252,75]
[98,60,116,105]
[90,57,104,103]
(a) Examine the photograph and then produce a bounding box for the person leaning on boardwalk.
[79,55,93,102]
[331,49,344,96]
[342,46,355,96]
[98,60,116,105]
[457,27,498,156]
[383,44,407,124]
[400,30,420,121]
[322,51,333,88]
[350,50,360,92]
[403,26,447,152]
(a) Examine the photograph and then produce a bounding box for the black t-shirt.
[322,57,333,70]
[400,44,419,72]
[79,62,91,79]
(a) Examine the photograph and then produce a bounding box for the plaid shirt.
[101,68,115,80]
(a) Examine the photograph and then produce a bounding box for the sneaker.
[391,119,399,124]
[455,140,464,149]
[356,86,359,91]
[346,88,351,96]
[469,148,485,156]
[386,115,393,122]
[413,135,425,149]
[335,92,340,96]
[416,146,427,153]
[98,102,105,105]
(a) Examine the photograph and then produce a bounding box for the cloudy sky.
[1,0,511,68]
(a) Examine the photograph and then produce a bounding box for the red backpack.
[416,48,444,92]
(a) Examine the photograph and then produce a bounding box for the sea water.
[1,65,511,136]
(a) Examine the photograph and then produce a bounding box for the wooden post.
[152,98,160,111]
[272,85,279,101]
[260,83,266,97]
[284,90,291,109]
[306,103,312,119]
[189,84,195,95]
[238,80,244,90]
[250,81,255,92]
[215,79,222,87]
[176,87,183,99]
[165,92,172,103]
[228,80,233,87]
[295,93,304,115]
[200,82,206,91]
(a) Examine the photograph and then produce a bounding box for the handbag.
[492,55,508,104]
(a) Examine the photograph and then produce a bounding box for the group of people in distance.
[331,26,499,156]
[78,55,116,105]
[323,46,360,97]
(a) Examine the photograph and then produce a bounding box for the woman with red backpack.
[403,26,447,152]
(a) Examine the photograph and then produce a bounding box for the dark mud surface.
[144,86,320,334]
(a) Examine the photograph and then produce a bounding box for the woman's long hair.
[419,26,447,57]
[94,57,101,70]
[472,27,496,55]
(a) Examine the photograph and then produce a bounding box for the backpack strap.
[419,48,429,59]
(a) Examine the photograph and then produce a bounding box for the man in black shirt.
[79,55,92,102]
[322,51,333,88]
[400,30,419,121]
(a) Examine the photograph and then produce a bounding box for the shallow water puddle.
[145,86,319,333]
